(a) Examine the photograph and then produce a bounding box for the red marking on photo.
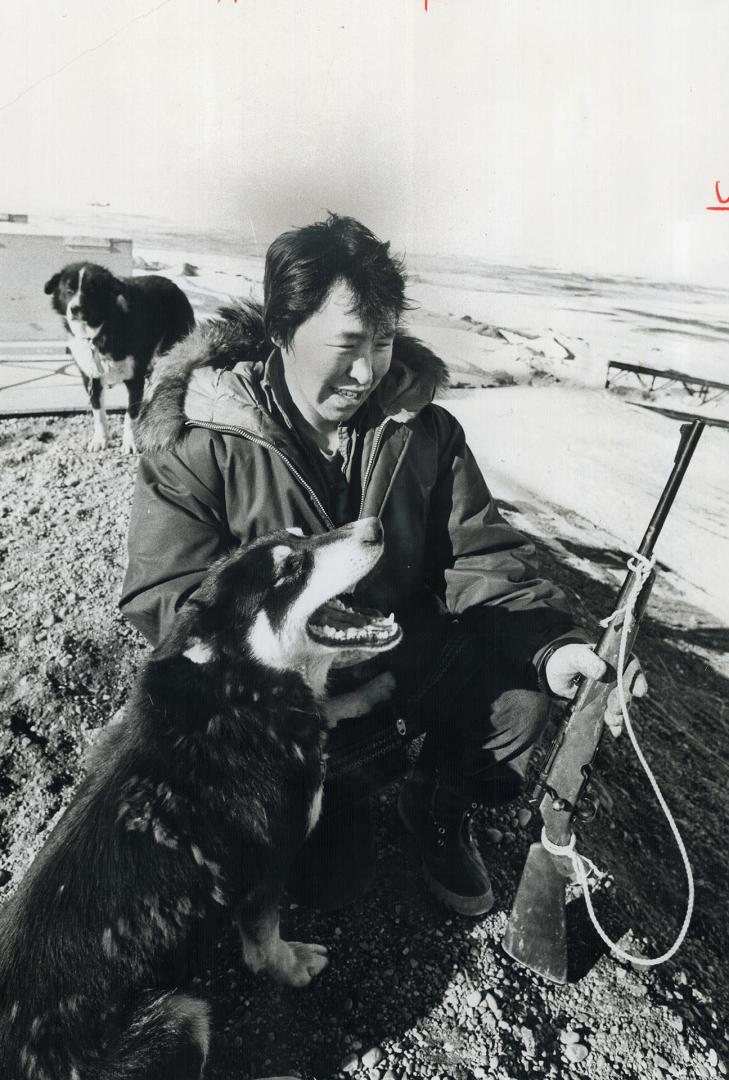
[707,180,729,210]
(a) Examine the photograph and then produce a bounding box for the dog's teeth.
[311,603,399,647]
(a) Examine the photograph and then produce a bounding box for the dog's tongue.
[316,597,375,629]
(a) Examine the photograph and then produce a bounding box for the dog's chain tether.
[542,550,695,967]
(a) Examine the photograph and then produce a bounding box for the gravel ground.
[0,414,727,1080]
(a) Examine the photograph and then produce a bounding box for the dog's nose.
[357,517,383,544]
[69,305,81,317]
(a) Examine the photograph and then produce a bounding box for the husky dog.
[0,518,401,1080]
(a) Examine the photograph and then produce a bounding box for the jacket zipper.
[357,419,390,519]
[185,419,336,529]
[330,728,407,776]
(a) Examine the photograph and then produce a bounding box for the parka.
[120,303,582,689]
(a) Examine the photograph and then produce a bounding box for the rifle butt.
[503,841,570,984]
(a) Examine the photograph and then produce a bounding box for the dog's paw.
[120,436,138,455]
[277,941,328,987]
[87,434,108,452]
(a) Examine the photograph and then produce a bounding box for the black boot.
[397,770,494,916]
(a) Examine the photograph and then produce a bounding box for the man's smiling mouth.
[333,387,368,399]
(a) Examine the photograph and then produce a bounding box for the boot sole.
[422,865,494,917]
[397,790,495,917]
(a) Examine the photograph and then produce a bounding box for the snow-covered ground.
[448,386,728,625]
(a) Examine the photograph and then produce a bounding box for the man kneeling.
[121,213,644,914]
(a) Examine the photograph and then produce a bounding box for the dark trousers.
[325,599,557,811]
[288,601,557,902]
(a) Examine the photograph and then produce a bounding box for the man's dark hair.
[263,213,408,347]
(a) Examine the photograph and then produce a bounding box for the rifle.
[503,419,705,984]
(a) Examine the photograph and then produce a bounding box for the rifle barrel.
[637,420,705,558]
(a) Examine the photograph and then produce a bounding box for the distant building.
[0,212,29,224]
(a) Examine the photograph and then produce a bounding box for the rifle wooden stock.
[503,420,705,983]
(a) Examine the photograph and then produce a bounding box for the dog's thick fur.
[0,519,400,1080]
[44,262,195,453]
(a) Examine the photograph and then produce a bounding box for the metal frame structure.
[605,359,729,406]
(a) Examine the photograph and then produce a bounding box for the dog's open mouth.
[308,596,402,648]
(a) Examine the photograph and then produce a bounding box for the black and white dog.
[0,518,400,1080]
[44,262,195,453]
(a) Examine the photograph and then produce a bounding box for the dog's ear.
[116,292,130,314]
[44,273,60,295]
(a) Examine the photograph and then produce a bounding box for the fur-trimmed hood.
[136,301,449,454]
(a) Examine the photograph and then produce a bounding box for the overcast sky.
[2,0,729,283]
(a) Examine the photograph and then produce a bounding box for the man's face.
[278,280,395,432]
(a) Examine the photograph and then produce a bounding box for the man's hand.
[323,672,396,729]
[544,643,648,737]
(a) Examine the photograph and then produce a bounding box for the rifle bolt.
[551,798,568,811]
